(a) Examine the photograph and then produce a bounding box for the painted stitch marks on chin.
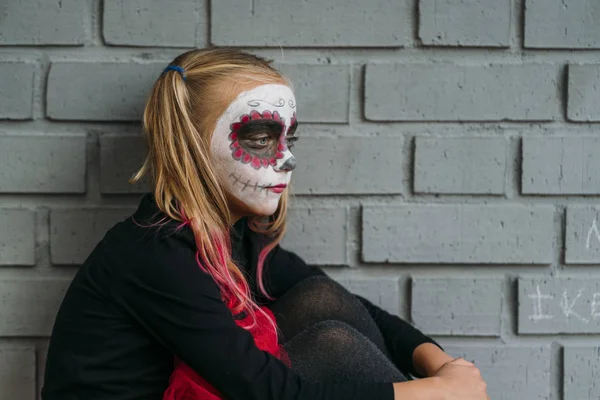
[229,172,271,192]
[229,110,286,170]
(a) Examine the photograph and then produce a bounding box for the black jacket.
[42,193,437,400]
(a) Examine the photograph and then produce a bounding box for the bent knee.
[296,320,364,353]
[287,276,350,306]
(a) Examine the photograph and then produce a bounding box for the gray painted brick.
[336,278,402,316]
[47,62,163,121]
[365,64,558,121]
[100,135,149,194]
[522,137,600,195]
[518,278,600,334]
[419,0,511,47]
[50,208,135,265]
[293,137,404,195]
[445,345,551,400]
[0,0,85,45]
[412,278,503,336]
[275,64,350,123]
[212,0,406,47]
[0,347,36,400]
[362,205,554,264]
[564,346,600,400]
[1,2,598,393]
[0,135,86,193]
[525,0,600,49]
[281,207,347,265]
[103,0,202,47]
[0,63,35,119]
[565,206,600,264]
[568,64,600,121]
[0,209,35,266]
[414,137,506,195]
[0,279,71,336]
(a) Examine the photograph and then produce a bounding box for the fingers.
[450,357,475,367]
[447,359,488,399]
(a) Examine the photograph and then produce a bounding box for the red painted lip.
[265,184,287,194]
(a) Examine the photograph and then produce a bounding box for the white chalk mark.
[528,285,554,321]
[592,293,600,318]
[585,219,600,249]
[560,289,589,323]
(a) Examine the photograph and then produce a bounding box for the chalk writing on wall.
[586,219,600,250]
[528,285,600,323]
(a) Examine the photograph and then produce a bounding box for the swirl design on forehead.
[246,98,286,108]
[229,110,286,169]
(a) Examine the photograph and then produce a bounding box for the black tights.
[267,276,407,384]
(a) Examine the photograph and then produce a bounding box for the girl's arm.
[354,295,448,378]
[412,343,455,377]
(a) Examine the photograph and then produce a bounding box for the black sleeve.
[354,295,444,377]
[263,244,443,378]
[262,243,328,299]
[111,240,394,400]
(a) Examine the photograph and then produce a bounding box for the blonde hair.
[131,47,291,333]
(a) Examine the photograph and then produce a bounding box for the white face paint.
[210,84,298,218]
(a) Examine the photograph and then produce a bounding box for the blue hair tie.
[163,65,186,81]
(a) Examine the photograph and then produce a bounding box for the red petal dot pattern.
[227,110,287,170]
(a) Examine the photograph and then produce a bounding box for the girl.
[42,48,489,400]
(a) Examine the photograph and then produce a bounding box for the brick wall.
[1,0,599,399]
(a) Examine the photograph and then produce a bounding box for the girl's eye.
[286,136,299,149]
[255,137,269,146]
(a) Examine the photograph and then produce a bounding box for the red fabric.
[162,306,290,400]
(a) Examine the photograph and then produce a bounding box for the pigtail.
[132,48,291,338]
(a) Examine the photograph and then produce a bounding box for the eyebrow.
[239,119,283,136]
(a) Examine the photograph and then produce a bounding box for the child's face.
[210,84,297,219]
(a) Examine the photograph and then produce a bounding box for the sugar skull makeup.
[210,84,297,218]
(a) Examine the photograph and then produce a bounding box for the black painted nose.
[280,156,297,172]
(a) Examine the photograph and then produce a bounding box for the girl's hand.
[431,358,490,400]
[391,359,489,400]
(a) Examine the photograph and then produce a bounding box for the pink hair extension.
[177,205,278,339]
[256,242,277,302]
[134,201,279,339]
[132,203,277,334]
